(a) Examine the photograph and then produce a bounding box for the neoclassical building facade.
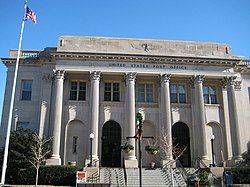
[0,36,249,168]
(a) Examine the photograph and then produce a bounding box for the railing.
[194,157,220,184]
[194,157,209,169]
[122,157,127,187]
[176,159,189,181]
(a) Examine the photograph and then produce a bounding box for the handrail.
[194,157,208,169]
[194,157,220,183]
[123,157,127,187]
[176,159,188,181]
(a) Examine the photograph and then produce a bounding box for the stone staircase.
[99,167,198,187]
[100,167,126,187]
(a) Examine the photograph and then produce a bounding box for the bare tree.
[160,128,187,187]
[161,127,187,165]
[29,133,52,187]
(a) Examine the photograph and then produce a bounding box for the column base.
[228,156,243,166]
[46,157,61,165]
[85,157,99,167]
[124,159,138,168]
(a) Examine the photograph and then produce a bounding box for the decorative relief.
[130,42,162,52]
[220,78,227,90]
[54,70,65,80]
[225,76,237,86]
[222,76,241,90]
[234,81,242,90]
[160,74,171,85]
[104,106,111,112]
[41,101,47,109]
[90,71,101,81]
[190,75,205,88]
[124,72,137,83]
[190,75,204,88]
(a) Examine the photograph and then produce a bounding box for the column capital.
[125,72,137,82]
[224,76,241,90]
[160,74,171,85]
[54,70,65,80]
[193,75,205,84]
[90,71,101,81]
[225,76,237,86]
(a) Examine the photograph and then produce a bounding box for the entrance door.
[172,122,191,167]
[101,120,121,167]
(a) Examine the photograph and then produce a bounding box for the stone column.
[160,74,173,164]
[124,72,138,168]
[89,71,101,165]
[192,75,209,163]
[226,76,242,163]
[47,70,65,165]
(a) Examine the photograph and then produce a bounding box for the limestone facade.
[0,36,249,167]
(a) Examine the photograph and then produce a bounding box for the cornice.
[51,52,240,67]
[1,57,54,67]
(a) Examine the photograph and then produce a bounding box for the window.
[137,83,153,102]
[73,136,78,153]
[70,81,86,101]
[104,83,120,101]
[17,122,30,129]
[170,84,186,103]
[21,80,32,100]
[203,86,217,104]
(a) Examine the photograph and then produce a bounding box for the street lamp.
[89,133,94,167]
[210,134,215,167]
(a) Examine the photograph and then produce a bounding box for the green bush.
[225,167,250,184]
[7,165,83,185]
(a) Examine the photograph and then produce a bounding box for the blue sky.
[0,0,249,123]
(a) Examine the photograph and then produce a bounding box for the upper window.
[170,84,186,103]
[21,80,32,100]
[70,81,86,101]
[104,83,120,101]
[137,83,153,102]
[203,85,217,104]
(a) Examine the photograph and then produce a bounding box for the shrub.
[7,165,83,186]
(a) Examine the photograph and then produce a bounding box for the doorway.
[172,122,191,167]
[101,120,121,167]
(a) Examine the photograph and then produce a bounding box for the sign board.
[76,171,87,184]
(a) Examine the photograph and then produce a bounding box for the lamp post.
[210,134,215,167]
[89,133,94,167]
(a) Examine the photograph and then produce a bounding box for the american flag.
[25,6,37,24]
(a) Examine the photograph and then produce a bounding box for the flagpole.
[1,0,28,184]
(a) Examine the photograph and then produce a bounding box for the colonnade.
[47,70,242,166]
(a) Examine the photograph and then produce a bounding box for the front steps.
[99,167,197,187]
